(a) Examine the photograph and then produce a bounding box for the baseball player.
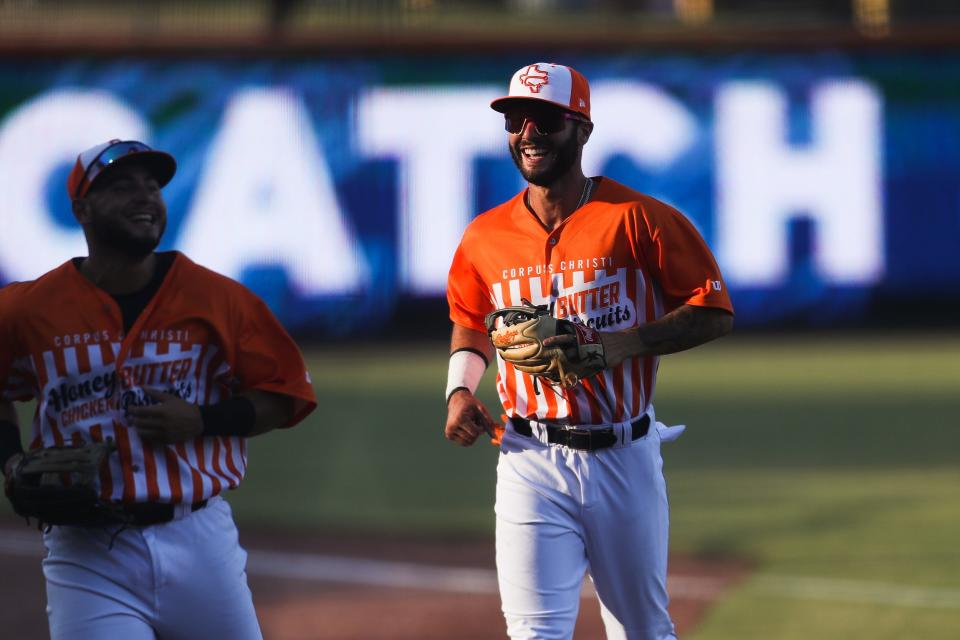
[444,64,734,639]
[0,139,318,639]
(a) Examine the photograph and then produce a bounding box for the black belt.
[510,415,651,451]
[118,500,208,526]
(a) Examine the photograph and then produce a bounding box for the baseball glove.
[485,299,606,389]
[5,440,120,528]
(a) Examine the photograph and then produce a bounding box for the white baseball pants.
[495,414,680,640]
[41,496,262,640]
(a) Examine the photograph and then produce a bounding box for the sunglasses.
[76,140,153,197]
[504,110,585,135]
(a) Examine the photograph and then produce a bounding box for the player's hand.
[445,390,495,447]
[128,389,203,444]
[3,452,22,480]
[543,331,624,368]
[541,334,575,348]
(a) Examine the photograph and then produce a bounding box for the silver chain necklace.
[576,177,594,210]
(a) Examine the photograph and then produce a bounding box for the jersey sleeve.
[447,238,493,333]
[233,294,317,428]
[635,199,734,315]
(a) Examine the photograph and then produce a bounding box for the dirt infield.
[0,522,749,639]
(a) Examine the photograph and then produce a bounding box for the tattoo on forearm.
[635,306,732,356]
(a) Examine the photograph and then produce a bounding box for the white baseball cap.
[491,62,591,120]
[67,139,176,200]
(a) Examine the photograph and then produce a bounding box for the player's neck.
[80,251,157,295]
[526,170,591,231]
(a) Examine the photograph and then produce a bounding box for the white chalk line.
[2,528,959,609]
[750,575,960,610]
[247,549,499,595]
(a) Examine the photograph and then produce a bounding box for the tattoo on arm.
[634,305,733,357]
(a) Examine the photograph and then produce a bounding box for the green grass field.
[230,333,960,639]
[6,333,959,638]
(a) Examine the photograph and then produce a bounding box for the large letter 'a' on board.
[356,87,503,296]
[179,88,368,295]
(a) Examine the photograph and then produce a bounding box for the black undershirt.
[73,252,176,332]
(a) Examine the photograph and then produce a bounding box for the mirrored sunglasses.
[76,140,153,197]
[504,110,585,135]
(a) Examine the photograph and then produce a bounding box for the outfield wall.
[0,52,957,332]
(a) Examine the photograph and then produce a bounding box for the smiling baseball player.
[444,63,734,639]
[0,139,317,639]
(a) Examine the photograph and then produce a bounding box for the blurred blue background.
[2,51,958,332]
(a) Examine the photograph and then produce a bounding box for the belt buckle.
[564,427,596,450]
[566,426,618,450]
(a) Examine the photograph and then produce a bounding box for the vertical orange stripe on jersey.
[538,377,560,420]
[503,361,518,412]
[222,437,242,488]
[194,437,221,496]
[580,380,603,424]
[45,350,67,445]
[164,445,183,504]
[497,377,514,415]
[595,372,621,422]
[193,438,209,496]
[90,424,113,501]
[178,442,203,505]
[566,386,583,424]
[209,437,225,495]
[641,277,657,409]
[75,343,91,379]
[642,358,655,411]
[114,423,136,503]
[213,436,232,487]
[51,347,67,382]
[141,440,160,502]
[239,438,248,480]
[630,357,642,418]
[99,341,116,368]
[612,365,626,422]
[520,373,538,418]
[48,415,65,447]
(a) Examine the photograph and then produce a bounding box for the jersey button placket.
[545,232,560,259]
[544,233,560,299]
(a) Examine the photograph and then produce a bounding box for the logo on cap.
[519,64,550,94]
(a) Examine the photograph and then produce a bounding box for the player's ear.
[72,198,91,225]
[577,121,593,145]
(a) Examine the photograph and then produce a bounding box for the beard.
[87,214,165,259]
[510,130,581,187]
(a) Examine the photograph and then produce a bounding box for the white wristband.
[445,349,487,402]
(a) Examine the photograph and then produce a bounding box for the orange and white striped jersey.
[0,252,317,505]
[448,178,733,426]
